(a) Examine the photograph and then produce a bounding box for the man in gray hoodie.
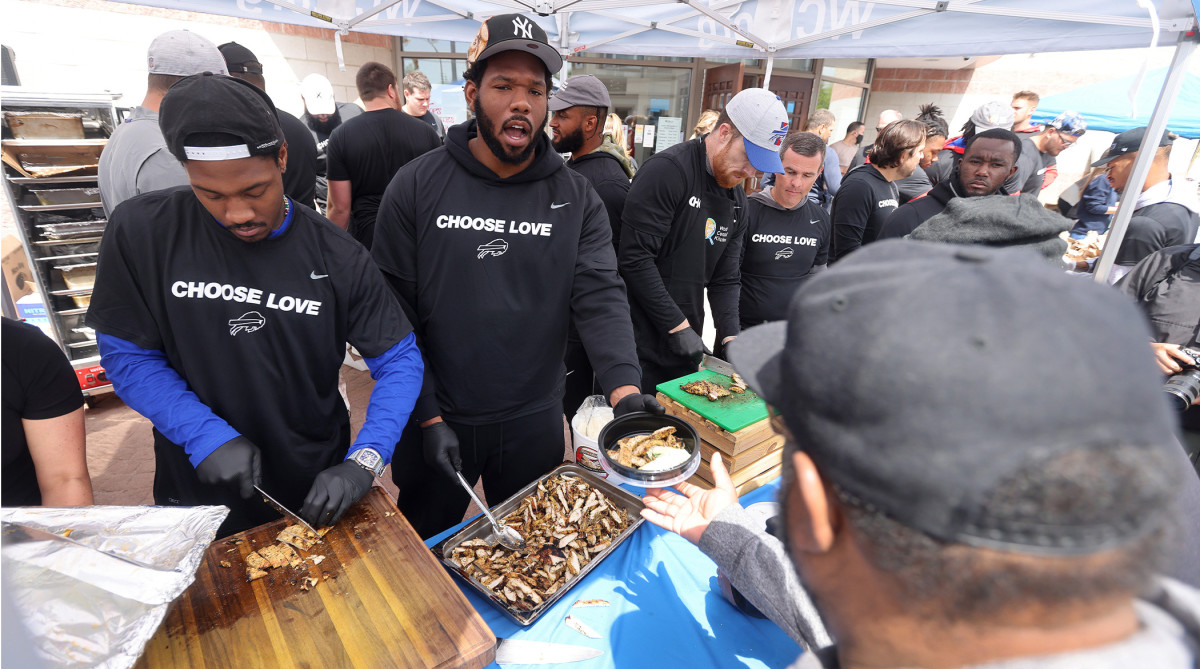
[643,241,1200,667]
[739,131,831,329]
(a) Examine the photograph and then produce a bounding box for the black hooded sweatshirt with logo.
[740,187,830,327]
[619,135,746,376]
[830,164,898,261]
[372,120,642,425]
[567,149,630,250]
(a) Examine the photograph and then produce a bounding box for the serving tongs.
[454,471,525,550]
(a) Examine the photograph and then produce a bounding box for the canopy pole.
[763,54,774,89]
[1092,31,1198,284]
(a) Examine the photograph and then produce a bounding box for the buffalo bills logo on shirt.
[228,311,265,336]
[770,121,788,147]
[477,239,509,259]
[775,247,794,260]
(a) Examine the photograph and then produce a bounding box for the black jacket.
[619,136,746,381]
[830,164,898,261]
[372,120,641,424]
[1116,196,1200,267]
[568,149,630,250]
[878,178,960,240]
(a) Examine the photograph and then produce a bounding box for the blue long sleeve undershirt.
[97,332,421,467]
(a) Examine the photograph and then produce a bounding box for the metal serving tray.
[431,462,645,626]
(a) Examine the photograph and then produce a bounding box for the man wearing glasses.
[1021,112,1086,196]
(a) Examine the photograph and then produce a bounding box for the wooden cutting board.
[134,487,495,669]
[656,370,770,433]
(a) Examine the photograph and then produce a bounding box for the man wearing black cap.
[218,41,318,209]
[878,128,1021,239]
[643,241,1200,665]
[87,74,424,537]
[325,61,439,249]
[548,74,634,416]
[620,87,789,390]
[1092,127,1200,282]
[371,14,660,538]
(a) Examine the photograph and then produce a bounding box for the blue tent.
[1032,68,1200,139]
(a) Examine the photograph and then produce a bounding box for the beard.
[552,125,586,155]
[473,96,544,165]
[712,139,747,189]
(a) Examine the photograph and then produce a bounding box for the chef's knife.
[253,484,319,536]
[1,520,180,572]
[495,638,603,665]
[700,353,736,378]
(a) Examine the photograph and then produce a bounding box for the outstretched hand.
[641,452,740,545]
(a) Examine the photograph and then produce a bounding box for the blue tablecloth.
[424,477,801,668]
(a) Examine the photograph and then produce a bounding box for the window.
[821,58,870,83]
[402,57,467,86]
[401,37,453,53]
[818,80,867,129]
[568,62,692,164]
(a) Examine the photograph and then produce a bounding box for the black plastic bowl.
[597,412,701,487]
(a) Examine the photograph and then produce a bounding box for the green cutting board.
[656,369,770,433]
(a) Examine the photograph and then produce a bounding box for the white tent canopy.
[102,0,1199,281]
[109,0,1197,61]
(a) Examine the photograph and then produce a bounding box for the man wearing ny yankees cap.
[371,14,659,538]
[643,241,1200,666]
[620,87,789,389]
[87,74,423,537]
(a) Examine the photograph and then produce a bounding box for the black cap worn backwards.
[1091,126,1172,167]
[729,240,1179,555]
[218,41,264,75]
[160,73,283,162]
[466,14,563,74]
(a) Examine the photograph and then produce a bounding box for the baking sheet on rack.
[1,505,227,669]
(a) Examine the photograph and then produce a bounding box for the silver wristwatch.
[349,447,385,478]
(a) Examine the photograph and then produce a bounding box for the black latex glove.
[195,436,261,498]
[300,460,375,528]
[667,327,711,364]
[613,393,666,417]
[422,421,462,480]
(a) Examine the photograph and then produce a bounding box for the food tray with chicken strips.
[432,462,645,625]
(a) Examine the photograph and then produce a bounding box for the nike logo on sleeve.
[310,271,329,279]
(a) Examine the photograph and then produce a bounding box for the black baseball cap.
[160,73,283,162]
[218,41,264,75]
[729,240,1179,555]
[1091,126,1171,167]
[465,14,563,74]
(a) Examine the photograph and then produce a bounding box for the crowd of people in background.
[5,17,1200,669]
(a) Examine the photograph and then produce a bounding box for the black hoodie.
[829,164,898,261]
[740,187,830,327]
[567,148,630,249]
[372,120,642,424]
[878,178,961,240]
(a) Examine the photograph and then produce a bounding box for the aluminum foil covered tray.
[1,505,228,669]
[432,463,644,625]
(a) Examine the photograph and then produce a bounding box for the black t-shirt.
[372,121,641,424]
[416,110,446,141]
[739,194,830,327]
[279,109,318,208]
[2,318,84,506]
[830,164,899,261]
[326,108,440,248]
[87,186,410,494]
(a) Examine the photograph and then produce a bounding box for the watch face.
[354,449,383,475]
